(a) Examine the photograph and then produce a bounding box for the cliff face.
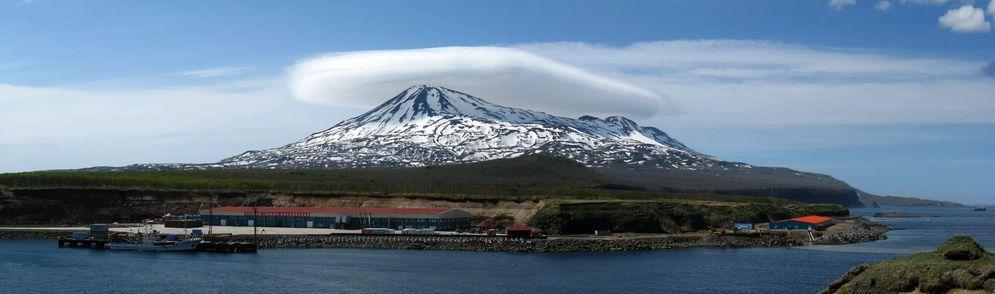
[822,236,995,294]
[0,188,540,225]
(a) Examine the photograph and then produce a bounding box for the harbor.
[54,223,258,253]
[1,206,983,293]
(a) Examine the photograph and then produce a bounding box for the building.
[769,215,833,231]
[506,224,539,238]
[201,206,472,231]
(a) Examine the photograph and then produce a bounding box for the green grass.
[830,237,995,293]
[0,155,802,204]
[530,199,848,234]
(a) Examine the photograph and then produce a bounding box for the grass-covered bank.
[823,236,995,293]
[0,156,801,204]
[530,200,848,234]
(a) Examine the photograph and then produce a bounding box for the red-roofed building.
[769,215,834,231]
[201,206,472,231]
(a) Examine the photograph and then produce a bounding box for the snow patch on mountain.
[215,85,731,169]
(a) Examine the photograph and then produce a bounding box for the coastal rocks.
[813,219,890,245]
[820,264,868,294]
[0,230,67,240]
[872,211,936,218]
[822,236,995,294]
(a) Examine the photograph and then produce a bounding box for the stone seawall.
[233,232,802,253]
[0,230,68,240]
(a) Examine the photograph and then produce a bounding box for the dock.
[57,237,256,253]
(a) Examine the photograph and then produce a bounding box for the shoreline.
[0,219,890,252]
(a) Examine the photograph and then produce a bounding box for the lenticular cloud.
[287,47,668,118]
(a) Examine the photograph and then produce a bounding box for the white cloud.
[516,40,981,80]
[898,0,951,5]
[829,0,857,10]
[938,5,992,33]
[988,0,995,16]
[4,40,994,173]
[0,80,358,171]
[287,47,669,118]
[876,1,893,11]
[181,66,249,78]
[516,41,994,126]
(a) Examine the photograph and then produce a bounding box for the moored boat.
[107,222,201,252]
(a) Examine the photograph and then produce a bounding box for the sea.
[0,206,991,294]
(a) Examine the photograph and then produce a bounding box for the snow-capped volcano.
[218,85,726,169]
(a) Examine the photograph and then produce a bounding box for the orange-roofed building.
[769,215,834,231]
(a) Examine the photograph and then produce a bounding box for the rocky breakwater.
[0,229,68,240]
[813,217,891,245]
[237,231,801,253]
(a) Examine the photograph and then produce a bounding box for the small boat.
[973,205,986,212]
[107,222,200,252]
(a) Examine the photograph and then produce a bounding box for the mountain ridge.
[217,85,714,169]
[73,85,919,207]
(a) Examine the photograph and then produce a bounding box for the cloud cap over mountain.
[287,46,671,118]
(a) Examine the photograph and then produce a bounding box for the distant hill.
[857,191,961,207]
[5,155,865,206]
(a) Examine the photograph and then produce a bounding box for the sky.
[1,0,993,203]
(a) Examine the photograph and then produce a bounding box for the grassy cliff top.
[823,236,995,294]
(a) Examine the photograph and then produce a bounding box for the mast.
[208,196,215,235]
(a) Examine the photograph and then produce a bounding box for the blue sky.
[1,0,993,203]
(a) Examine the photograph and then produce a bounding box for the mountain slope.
[89,85,867,207]
[219,85,715,169]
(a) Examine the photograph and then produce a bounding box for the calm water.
[1,207,991,293]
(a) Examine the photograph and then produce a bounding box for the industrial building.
[769,215,833,230]
[201,206,472,231]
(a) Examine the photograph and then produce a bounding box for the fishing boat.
[107,222,200,252]
[973,205,986,212]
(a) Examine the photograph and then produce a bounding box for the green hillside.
[0,155,780,203]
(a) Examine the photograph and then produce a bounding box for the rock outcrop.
[822,236,995,294]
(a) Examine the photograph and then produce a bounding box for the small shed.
[506,225,536,238]
[769,215,833,230]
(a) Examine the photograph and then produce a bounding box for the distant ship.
[107,223,200,252]
[974,205,986,212]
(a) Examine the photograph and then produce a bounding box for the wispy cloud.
[180,66,249,78]
[517,40,994,126]
[829,0,857,10]
[876,1,893,11]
